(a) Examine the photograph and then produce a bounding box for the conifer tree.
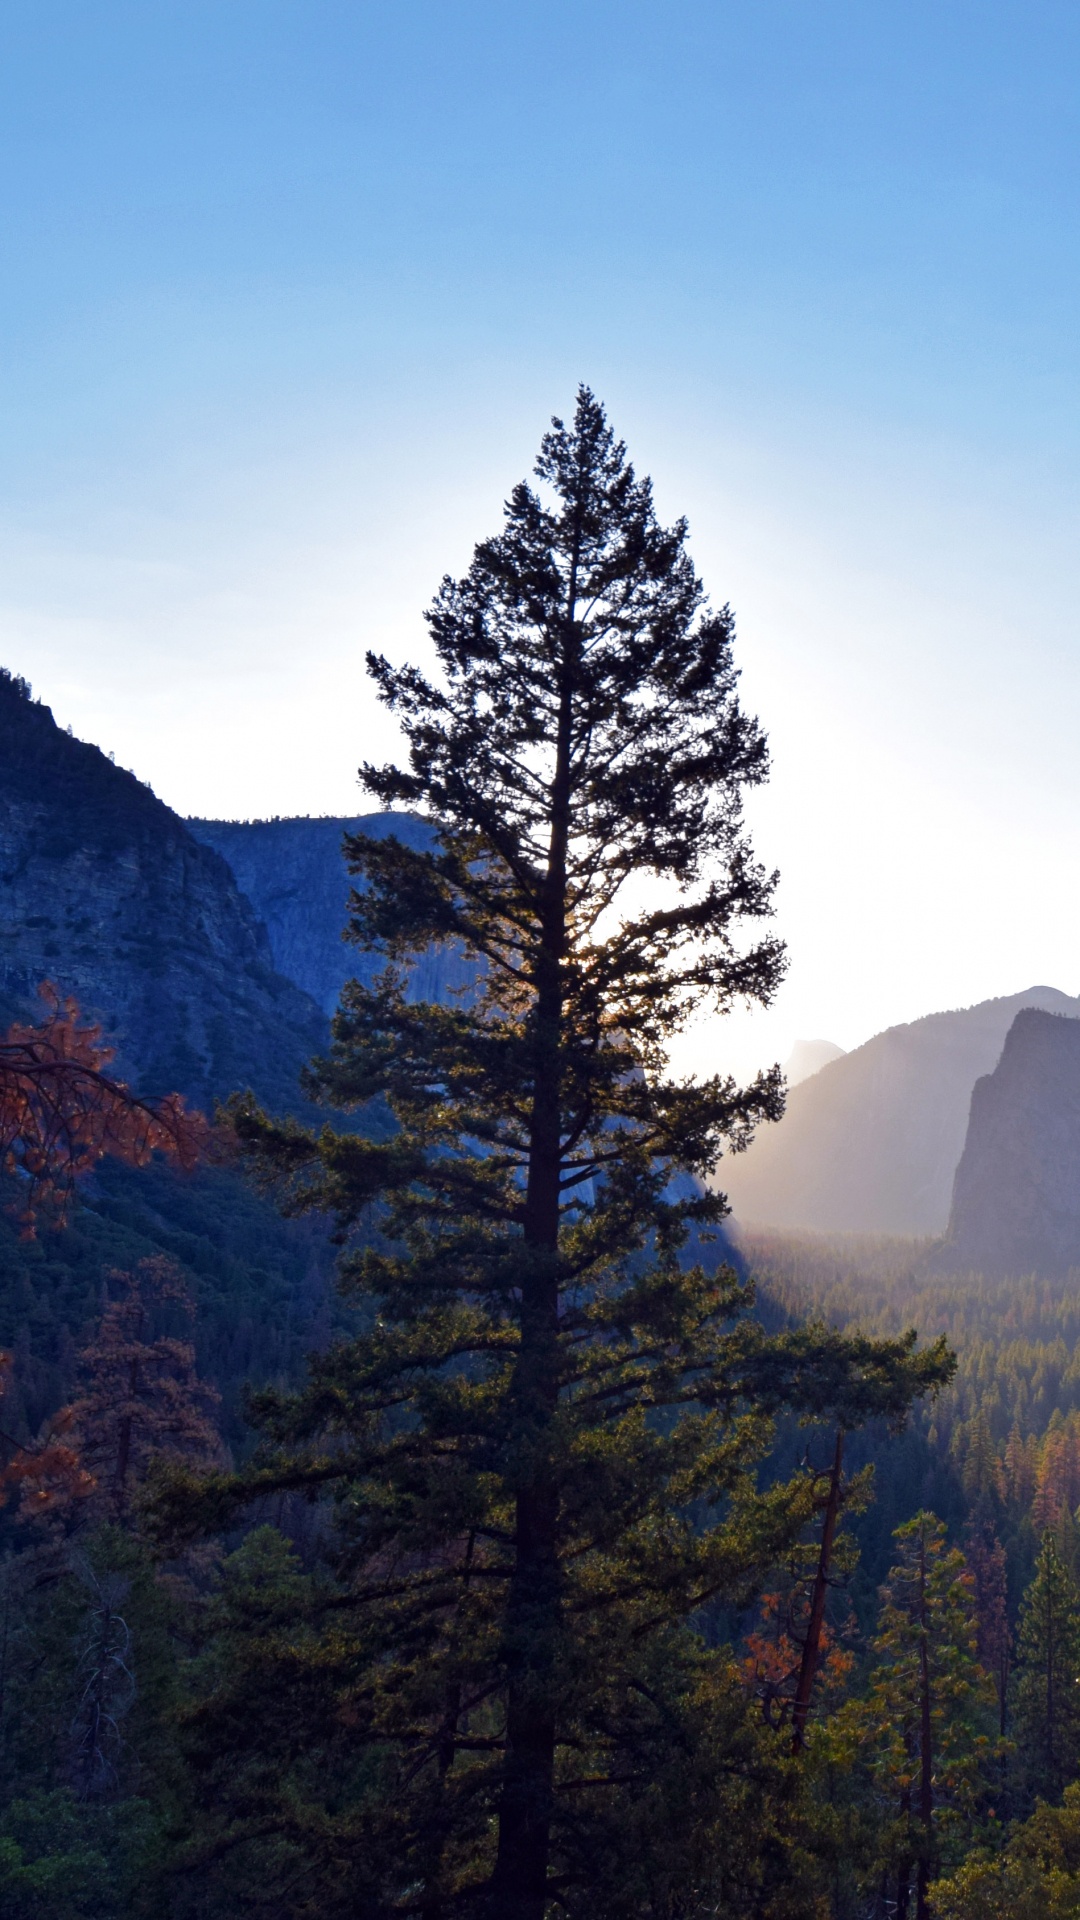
[965,1520,1009,1739]
[1013,1530,1080,1805]
[0,1356,92,1526]
[852,1513,995,1920]
[932,1779,1080,1920]
[176,390,952,1919]
[73,1258,220,1523]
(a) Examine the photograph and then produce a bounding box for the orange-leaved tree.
[72,1256,222,1523]
[0,985,208,1519]
[0,984,206,1232]
[0,1352,93,1522]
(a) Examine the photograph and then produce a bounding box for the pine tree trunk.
[112,1350,141,1520]
[78,1597,114,1798]
[493,1229,559,1919]
[1047,1582,1056,1783]
[491,619,577,1919]
[916,1536,933,1920]
[791,1429,844,1752]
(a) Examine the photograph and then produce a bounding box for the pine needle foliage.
[176,391,952,1919]
[849,1514,997,1920]
[1012,1530,1080,1806]
[73,1257,221,1524]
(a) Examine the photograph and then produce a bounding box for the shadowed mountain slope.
[938,1008,1080,1275]
[189,813,477,1015]
[0,670,346,1439]
[0,669,327,1111]
[720,985,1080,1235]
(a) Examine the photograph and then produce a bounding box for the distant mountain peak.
[938,1007,1080,1275]
[721,985,1080,1235]
[783,1038,846,1086]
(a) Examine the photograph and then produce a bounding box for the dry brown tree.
[0,985,208,1519]
[0,983,206,1234]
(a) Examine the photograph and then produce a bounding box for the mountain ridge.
[0,668,327,1113]
[719,984,1080,1234]
[936,1007,1080,1275]
[188,812,478,1016]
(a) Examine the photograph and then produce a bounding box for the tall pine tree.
[172,390,952,1919]
[73,1257,221,1523]
[851,1514,996,1920]
[1013,1530,1080,1806]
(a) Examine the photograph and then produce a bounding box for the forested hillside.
[0,667,345,1472]
[742,1225,1080,1592]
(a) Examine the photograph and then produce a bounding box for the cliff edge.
[940,1008,1080,1275]
[189,813,478,1015]
[720,985,1080,1235]
[0,669,326,1110]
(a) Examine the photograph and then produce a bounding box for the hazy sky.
[3,3,1080,1077]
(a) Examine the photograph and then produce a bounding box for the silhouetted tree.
[171,390,951,1920]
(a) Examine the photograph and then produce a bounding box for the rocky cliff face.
[719,985,1080,1235]
[940,1008,1080,1275]
[0,669,326,1110]
[188,813,477,1016]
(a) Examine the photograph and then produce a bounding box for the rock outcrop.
[720,985,1080,1235]
[0,669,326,1111]
[938,1008,1080,1275]
[189,813,477,1015]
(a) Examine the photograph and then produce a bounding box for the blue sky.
[2,2,1079,1070]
